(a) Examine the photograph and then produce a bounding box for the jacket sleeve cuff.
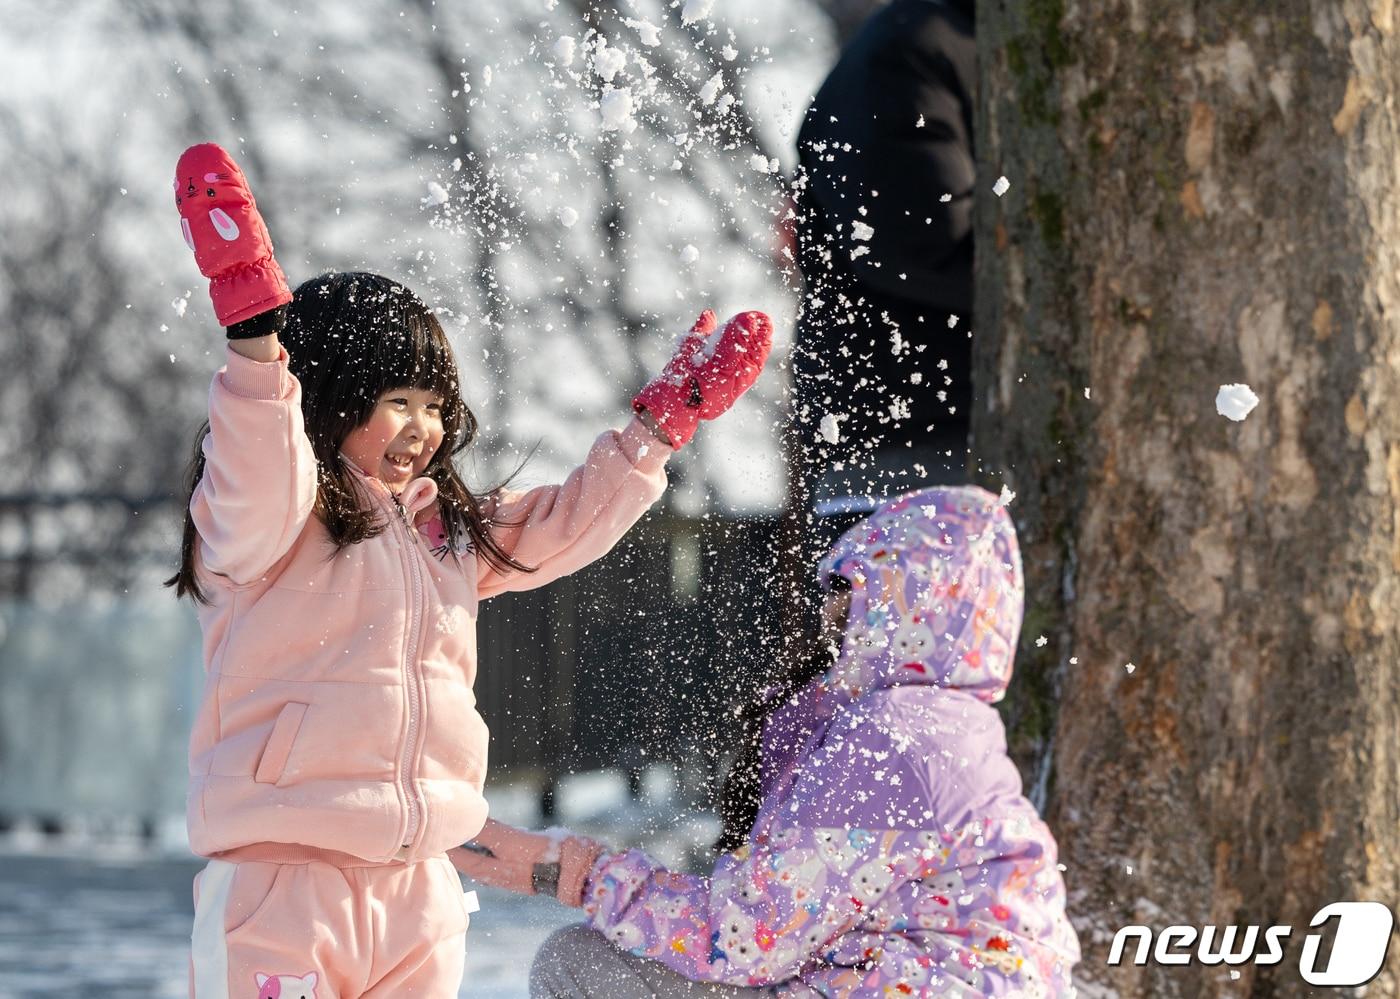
[220,344,292,400]
[619,415,674,473]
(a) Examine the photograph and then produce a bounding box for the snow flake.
[818,413,842,444]
[721,45,738,61]
[625,18,661,46]
[171,296,189,318]
[851,220,874,241]
[992,175,1010,197]
[681,0,716,25]
[423,182,449,207]
[593,39,627,83]
[1035,635,1048,648]
[1124,662,1136,674]
[1216,383,1259,422]
[916,114,926,127]
[558,206,579,228]
[599,89,637,133]
[679,244,700,265]
[997,484,1016,507]
[698,72,724,106]
[749,153,771,173]
[552,36,577,66]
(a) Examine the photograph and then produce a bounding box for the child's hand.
[447,819,605,907]
[174,143,292,331]
[633,310,774,450]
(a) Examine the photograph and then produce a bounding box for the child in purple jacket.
[451,485,1081,997]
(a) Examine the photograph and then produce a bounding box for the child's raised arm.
[191,324,318,587]
[476,310,772,598]
[175,143,315,586]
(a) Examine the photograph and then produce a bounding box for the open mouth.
[385,453,418,474]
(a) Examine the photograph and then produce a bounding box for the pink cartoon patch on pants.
[255,971,318,998]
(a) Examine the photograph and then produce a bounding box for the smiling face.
[340,386,445,490]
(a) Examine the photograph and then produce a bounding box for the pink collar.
[338,452,439,522]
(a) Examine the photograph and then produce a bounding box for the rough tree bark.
[976,1,1400,995]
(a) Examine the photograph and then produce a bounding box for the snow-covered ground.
[0,768,719,998]
[0,847,576,999]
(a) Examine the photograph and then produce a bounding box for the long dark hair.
[713,535,856,853]
[166,271,534,604]
[714,643,834,853]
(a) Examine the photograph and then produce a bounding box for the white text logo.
[1107,902,1393,986]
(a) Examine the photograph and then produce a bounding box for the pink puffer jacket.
[186,345,671,865]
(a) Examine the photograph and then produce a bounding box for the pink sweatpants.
[188,845,472,998]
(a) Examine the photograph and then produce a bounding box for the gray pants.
[529,924,776,999]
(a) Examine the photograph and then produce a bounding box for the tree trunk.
[976,1,1400,995]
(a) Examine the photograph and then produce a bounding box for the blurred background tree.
[0,0,857,601]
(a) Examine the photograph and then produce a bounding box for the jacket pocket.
[254,702,309,785]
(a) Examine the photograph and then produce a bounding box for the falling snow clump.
[993,175,1011,197]
[698,72,724,106]
[679,244,700,265]
[681,0,716,25]
[819,413,842,444]
[423,182,450,207]
[558,206,580,228]
[553,36,577,66]
[1216,383,1259,422]
[599,89,638,133]
[593,39,627,83]
[625,18,662,46]
[851,220,875,241]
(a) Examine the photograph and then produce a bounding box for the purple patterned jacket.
[582,486,1081,996]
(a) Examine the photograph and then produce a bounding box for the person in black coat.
[790,0,975,547]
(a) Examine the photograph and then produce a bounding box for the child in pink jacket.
[167,143,772,998]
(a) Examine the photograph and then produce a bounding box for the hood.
[816,485,1023,704]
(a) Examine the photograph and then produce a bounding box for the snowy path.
[0,846,576,998]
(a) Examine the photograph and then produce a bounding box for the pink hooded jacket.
[186,345,671,866]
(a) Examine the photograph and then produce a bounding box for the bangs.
[359,298,461,404]
[283,271,469,452]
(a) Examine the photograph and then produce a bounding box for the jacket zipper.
[389,491,427,855]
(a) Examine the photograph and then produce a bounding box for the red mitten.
[447,819,605,908]
[633,309,773,449]
[174,143,292,328]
